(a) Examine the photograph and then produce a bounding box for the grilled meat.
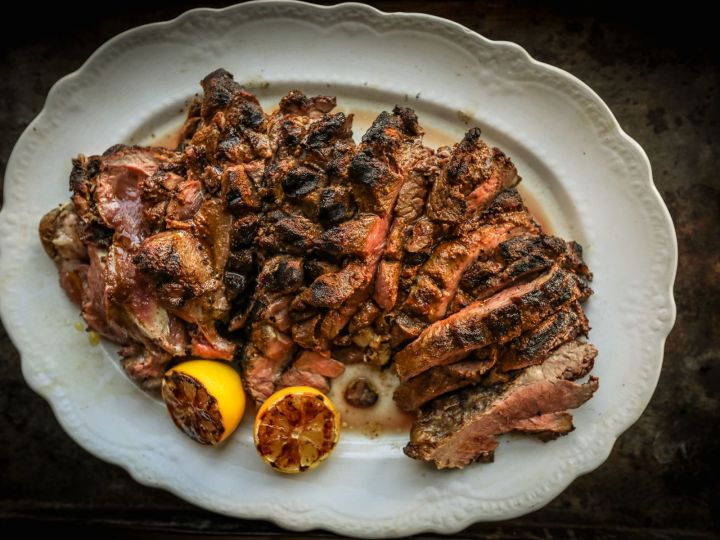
[405,340,598,468]
[40,68,597,468]
[394,267,588,382]
[394,302,589,411]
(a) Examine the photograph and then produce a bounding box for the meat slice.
[315,213,385,258]
[383,147,443,260]
[497,302,589,373]
[393,350,497,412]
[257,212,323,254]
[83,243,189,386]
[394,267,587,382]
[373,260,401,310]
[400,214,539,323]
[119,342,172,390]
[193,68,270,166]
[236,89,359,403]
[426,128,519,224]
[108,247,189,355]
[293,350,346,378]
[95,147,177,244]
[240,255,306,404]
[318,185,356,225]
[243,322,296,403]
[39,203,89,305]
[348,300,382,333]
[348,107,422,217]
[277,350,346,395]
[222,164,260,213]
[263,90,354,214]
[82,246,128,344]
[404,340,598,468]
[134,230,220,307]
[70,146,177,246]
[451,233,588,311]
[511,411,574,441]
[278,367,330,394]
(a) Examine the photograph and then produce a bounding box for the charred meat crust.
[394,267,587,382]
[40,69,597,466]
[404,341,598,468]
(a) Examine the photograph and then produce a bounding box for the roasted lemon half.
[254,386,341,474]
[161,360,246,445]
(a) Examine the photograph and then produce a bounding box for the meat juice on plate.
[328,363,414,436]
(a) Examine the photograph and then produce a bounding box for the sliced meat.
[278,367,330,394]
[290,314,326,350]
[400,217,538,323]
[70,146,177,246]
[296,258,375,310]
[119,342,172,390]
[81,243,190,360]
[184,69,270,201]
[292,214,388,340]
[40,72,598,469]
[348,107,423,216]
[277,90,336,118]
[276,350,345,394]
[383,147,439,259]
[404,341,598,468]
[394,267,587,382]
[92,146,176,244]
[223,164,260,212]
[303,108,425,340]
[257,212,323,254]
[318,185,357,225]
[451,234,588,311]
[82,246,130,344]
[293,350,346,378]
[200,68,249,121]
[348,300,381,333]
[395,301,589,411]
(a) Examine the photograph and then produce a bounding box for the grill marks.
[394,268,586,381]
[404,341,598,468]
[393,301,589,411]
[40,68,597,468]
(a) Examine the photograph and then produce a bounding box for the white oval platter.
[0,1,677,536]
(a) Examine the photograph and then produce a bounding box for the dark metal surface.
[1,1,717,538]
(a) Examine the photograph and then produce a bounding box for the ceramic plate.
[0,1,677,536]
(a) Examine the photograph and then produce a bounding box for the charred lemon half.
[161,360,246,445]
[254,386,341,474]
